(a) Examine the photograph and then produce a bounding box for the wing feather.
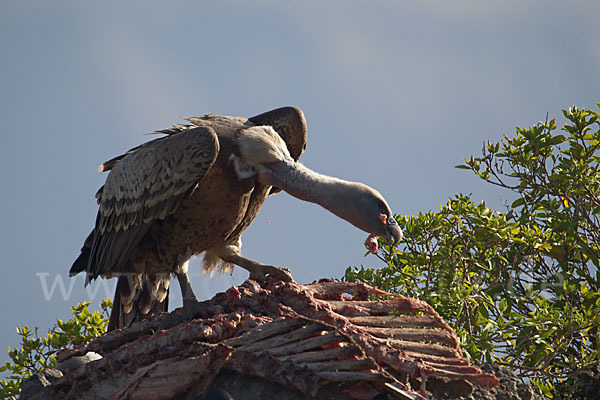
[87,126,219,281]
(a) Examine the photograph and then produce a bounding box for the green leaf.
[511,198,525,208]
[548,135,566,145]
[499,298,508,312]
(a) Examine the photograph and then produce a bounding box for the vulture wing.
[85,126,219,282]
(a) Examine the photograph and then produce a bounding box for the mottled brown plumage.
[71,106,402,331]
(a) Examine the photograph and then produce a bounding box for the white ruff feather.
[237,126,292,165]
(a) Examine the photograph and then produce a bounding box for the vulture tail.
[107,273,170,331]
[70,230,94,276]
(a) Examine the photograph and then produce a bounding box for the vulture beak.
[385,218,403,246]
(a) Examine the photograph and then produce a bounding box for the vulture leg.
[220,253,294,283]
[175,260,210,319]
[204,241,294,283]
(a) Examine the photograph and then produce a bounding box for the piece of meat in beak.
[365,214,402,254]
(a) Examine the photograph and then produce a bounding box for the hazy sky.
[1,1,599,366]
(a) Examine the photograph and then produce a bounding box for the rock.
[427,377,474,398]
[552,373,600,400]
[191,388,235,399]
[465,364,544,400]
[20,368,63,400]
[208,369,353,400]
[55,351,102,371]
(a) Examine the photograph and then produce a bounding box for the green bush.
[0,300,111,399]
[346,105,600,397]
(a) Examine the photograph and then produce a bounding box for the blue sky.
[1,1,599,365]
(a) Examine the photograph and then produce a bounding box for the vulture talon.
[248,271,268,282]
[248,266,294,283]
[265,266,294,283]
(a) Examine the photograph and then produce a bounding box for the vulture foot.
[182,298,211,320]
[247,264,294,283]
[220,253,295,283]
[176,269,210,319]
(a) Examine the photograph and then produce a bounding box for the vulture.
[70,107,402,330]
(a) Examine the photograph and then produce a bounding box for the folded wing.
[86,126,220,282]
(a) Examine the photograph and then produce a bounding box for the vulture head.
[333,182,403,252]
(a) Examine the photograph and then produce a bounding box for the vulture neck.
[258,160,357,218]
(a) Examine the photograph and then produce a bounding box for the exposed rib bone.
[277,344,359,363]
[236,322,325,352]
[363,326,458,346]
[350,315,441,328]
[266,331,344,356]
[301,357,376,372]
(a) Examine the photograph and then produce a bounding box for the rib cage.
[50,280,498,399]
